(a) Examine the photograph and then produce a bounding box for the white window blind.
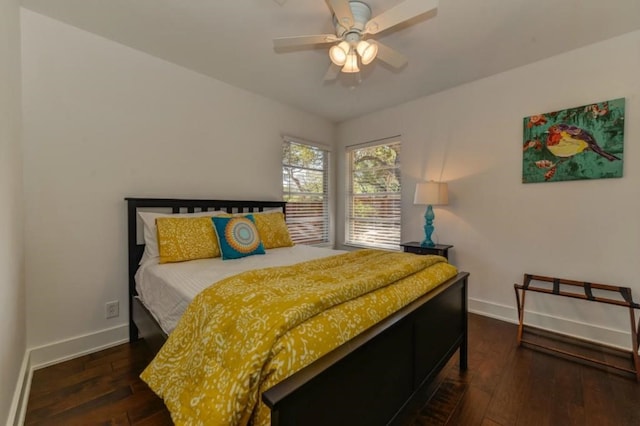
[346,139,401,250]
[282,138,330,245]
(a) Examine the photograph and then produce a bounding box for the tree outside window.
[282,139,329,245]
[347,140,401,249]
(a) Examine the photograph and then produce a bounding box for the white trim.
[29,324,128,370]
[469,297,633,351]
[282,134,331,152]
[342,242,401,251]
[345,134,401,150]
[6,351,29,426]
[468,297,518,323]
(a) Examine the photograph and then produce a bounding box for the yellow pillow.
[253,212,294,249]
[156,216,220,263]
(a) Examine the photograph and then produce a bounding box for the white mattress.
[135,245,345,334]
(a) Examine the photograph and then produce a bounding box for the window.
[282,137,330,245]
[346,139,401,250]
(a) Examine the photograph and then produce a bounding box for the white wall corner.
[469,297,633,351]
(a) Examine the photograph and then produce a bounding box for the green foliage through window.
[282,139,329,245]
[347,140,401,250]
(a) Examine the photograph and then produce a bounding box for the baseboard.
[29,324,129,370]
[469,297,518,324]
[7,324,129,426]
[469,297,632,351]
[6,351,30,426]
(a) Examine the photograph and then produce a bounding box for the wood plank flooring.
[25,341,172,425]
[25,314,640,425]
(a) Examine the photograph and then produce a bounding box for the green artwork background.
[522,98,625,183]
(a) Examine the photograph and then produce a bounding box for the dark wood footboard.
[262,272,469,426]
[126,197,469,426]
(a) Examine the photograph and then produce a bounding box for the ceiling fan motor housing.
[333,1,372,37]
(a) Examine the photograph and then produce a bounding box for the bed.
[126,197,470,425]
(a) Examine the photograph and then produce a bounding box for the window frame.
[282,136,331,246]
[345,138,402,250]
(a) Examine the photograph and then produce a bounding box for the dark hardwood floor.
[25,314,640,425]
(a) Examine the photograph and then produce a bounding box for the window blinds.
[282,138,330,245]
[346,140,401,250]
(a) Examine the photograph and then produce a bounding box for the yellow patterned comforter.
[140,249,457,425]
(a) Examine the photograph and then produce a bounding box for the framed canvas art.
[522,98,625,183]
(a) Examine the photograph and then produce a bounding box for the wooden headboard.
[125,197,287,332]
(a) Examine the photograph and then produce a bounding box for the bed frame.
[126,197,469,425]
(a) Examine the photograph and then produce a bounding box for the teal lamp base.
[421,205,435,247]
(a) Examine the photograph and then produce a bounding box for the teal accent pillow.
[212,214,266,260]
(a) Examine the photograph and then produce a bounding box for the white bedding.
[135,245,345,334]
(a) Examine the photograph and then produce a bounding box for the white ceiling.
[20,0,640,123]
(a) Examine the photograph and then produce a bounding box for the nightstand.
[400,242,453,260]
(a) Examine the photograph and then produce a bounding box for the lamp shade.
[356,40,378,65]
[329,41,349,66]
[414,182,448,206]
[342,51,360,73]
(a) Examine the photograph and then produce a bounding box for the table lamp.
[414,181,448,247]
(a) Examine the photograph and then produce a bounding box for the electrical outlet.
[106,300,119,319]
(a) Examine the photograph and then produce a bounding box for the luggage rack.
[514,273,640,380]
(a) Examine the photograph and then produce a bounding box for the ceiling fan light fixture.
[342,50,360,73]
[329,41,350,66]
[273,0,440,80]
[356,40,378,65]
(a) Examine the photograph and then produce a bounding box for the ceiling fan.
[273,0,439,80]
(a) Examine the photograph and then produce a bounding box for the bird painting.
[522,98,625,183]
[545,124,620,162]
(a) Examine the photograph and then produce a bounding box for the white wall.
[337,31,640,348]
[21,9,334,356]
[0,0,26,423]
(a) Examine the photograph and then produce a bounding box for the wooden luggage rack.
[514,273,640,380]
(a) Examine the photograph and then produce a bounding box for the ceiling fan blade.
[371,40,408,68]
[328,0,354,29]
[365,0,439,35]
[273,34,339,49]
[323,63,341,81]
